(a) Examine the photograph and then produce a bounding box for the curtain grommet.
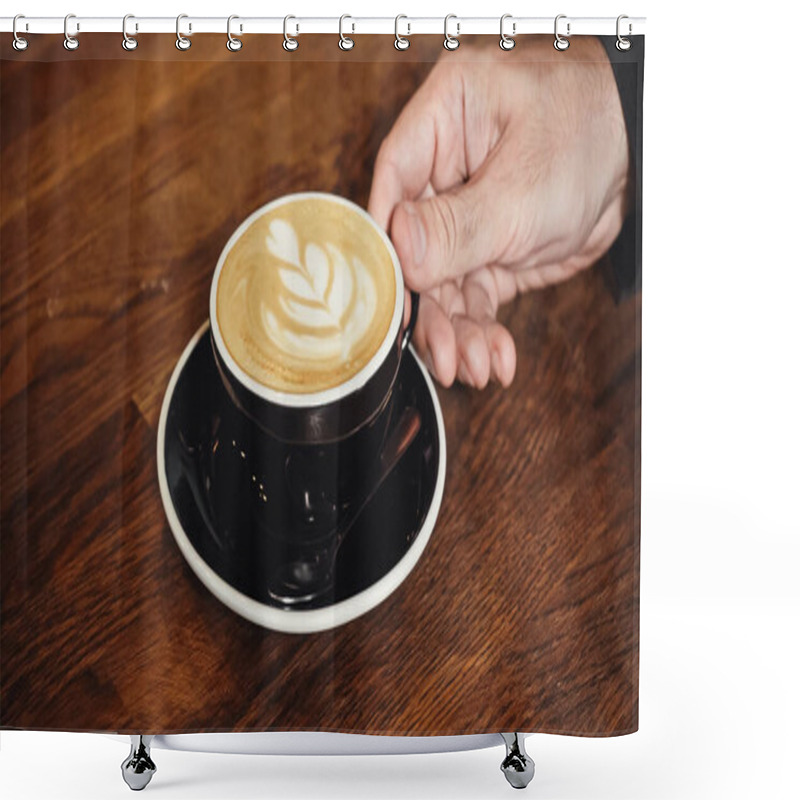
[227,15,243,51]
[443,14,460,51]
[283,15,299,51]
[616,15,632,51]
[499,14,516,51]
[63,13,79,51]
[176,14,191,51]
[394,15,410,51]
[553,14,570,51]
[12,14,29,51]
[122,14,138,51]
[339,14,355,50]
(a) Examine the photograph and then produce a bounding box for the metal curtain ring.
[394,15,410,50]
[227,15,243,51]
[122,14,138,50]
[63,13,79,51]
[283,15,298,51]
[553,14,570,51]
[616,14,632,51]
[12,14,29,51]
[443,14,460,51]
[339,14,354,50]
[499,14,515,50]
[176,14,191,50]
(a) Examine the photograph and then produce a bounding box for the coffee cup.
[209,192,418,445]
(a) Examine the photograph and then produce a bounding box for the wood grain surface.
[1,34,640,736]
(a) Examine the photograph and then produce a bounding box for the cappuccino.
[215,196,397,395]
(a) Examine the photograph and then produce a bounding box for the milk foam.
[215,197,397,394]
[263,219,377,362]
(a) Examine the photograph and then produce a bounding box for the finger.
[369,122,435,231]
[368,76,465,230]
[462,274,517,387]
[488,265,519,306]
[514,262,581,292]
[412,294,458,388]
[514,248,599,292]
[391,173,505,292]
[517,188,627,274]
[454,263,518,307]
[486,322,517,388]
[517,197,627,289]
[575,196,626,264]
[452,315,491,389]
[461,267,500,317]
[437,279,467,318]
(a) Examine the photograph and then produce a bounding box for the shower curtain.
[1,28,643,741]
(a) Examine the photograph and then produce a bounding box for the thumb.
[390,178,500,292]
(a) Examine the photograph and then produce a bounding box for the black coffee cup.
[209,193,418,445]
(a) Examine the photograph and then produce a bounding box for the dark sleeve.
[596,35,644,301]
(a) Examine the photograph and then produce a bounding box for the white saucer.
[156,321,446,635]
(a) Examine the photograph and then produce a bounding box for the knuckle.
[454,194,478,255]
[432,196,459,265]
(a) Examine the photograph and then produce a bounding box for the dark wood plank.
[1,34,639,736]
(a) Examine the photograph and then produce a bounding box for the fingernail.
[402,202,426,266]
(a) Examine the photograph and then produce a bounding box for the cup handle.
[401,290,420,352]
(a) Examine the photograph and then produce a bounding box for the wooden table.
[1,34,640,736]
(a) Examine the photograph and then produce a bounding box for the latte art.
[264,219,377,362]
[215,196,397,394]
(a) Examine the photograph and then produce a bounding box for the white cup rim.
[209,192,405,408]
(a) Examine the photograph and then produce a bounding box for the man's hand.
[369,36,629,388]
